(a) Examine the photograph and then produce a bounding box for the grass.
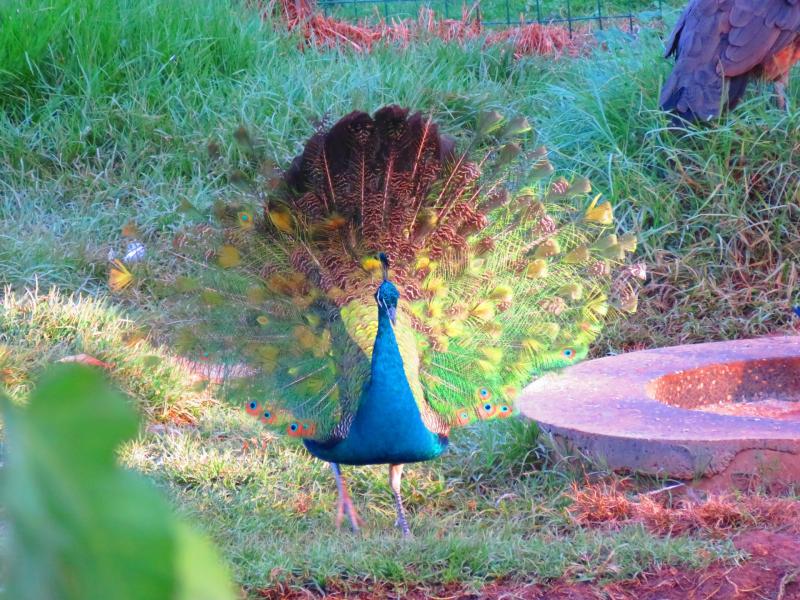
[123,401,737,593]
[0,289,206,421]
[0,288,737,593]
[1,0,799,595]
[0,291,741,596]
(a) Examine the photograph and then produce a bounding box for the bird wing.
[663,6,688,58]
[660,0,800,119]
[720,0,800,77]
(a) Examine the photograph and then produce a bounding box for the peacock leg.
[389,464,411,537]
[774,75,789,113]
[330,462,362,532]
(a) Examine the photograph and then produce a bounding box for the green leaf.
[174,523,237,600]
[1,365,236,600]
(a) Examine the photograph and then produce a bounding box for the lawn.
[1,0,799,597]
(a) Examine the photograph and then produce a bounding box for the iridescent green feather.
[164,106,640,441]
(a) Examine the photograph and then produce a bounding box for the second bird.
[660,0,800,122]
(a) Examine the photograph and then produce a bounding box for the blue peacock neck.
[303,280,448,465]
[371,308,403,377]
[358,303,413,419]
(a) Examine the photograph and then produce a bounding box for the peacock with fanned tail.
[166,106,642,536]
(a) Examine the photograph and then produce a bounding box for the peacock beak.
[387,305,397,325]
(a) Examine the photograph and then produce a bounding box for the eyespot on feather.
[526,259,548,279]
[267,205,294,233]
[361,257,382,274]
[245,401,260,416]
[261,409,277,425]
[286,421,314,437]
[534,239,560,259]
[476,387,493,401]
[237,211,255,230]
[477,402,497,419]
[497,405,513,418]
[455,410,474,426]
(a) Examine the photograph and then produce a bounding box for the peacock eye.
[290,423,298,432]
[500,406,509,412]
[249,401,257,410]
[302,423,309,430]
[563,348,574,358]
[476,387,493,402]
[483,403,492,411]
[263,411,271,419]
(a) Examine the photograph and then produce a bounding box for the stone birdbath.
[518,336,800,491]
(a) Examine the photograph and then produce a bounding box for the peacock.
[163,106,642,535]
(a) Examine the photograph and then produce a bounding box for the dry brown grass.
[253,0,580,56]
[568,481,800,538]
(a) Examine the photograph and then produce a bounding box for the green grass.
[123,406,735,592]
[1,0,798,595]
[2,0,797,346]
[1,290,740,596]
[0,289,206,420]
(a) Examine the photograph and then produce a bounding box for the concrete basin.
[518,336,800,490]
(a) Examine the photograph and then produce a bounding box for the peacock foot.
[335,490,364,533]
[393,516,412,538]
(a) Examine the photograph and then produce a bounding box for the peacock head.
[374,252,398,325]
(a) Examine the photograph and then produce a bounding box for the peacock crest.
[165,106,642,443]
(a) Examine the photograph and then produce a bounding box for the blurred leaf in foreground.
[1,364,236,600]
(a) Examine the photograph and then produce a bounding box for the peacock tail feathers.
[164,106,642,442]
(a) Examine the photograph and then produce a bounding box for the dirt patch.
[257,531,800,598]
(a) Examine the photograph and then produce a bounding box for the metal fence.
[318,0,665,33]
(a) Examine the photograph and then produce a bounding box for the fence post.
[566,0,572,37]
[628,0,634,32]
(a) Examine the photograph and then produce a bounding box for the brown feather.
[660,0,800,121]
[249,107,510,307]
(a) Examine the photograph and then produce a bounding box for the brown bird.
[660,0,800,122]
